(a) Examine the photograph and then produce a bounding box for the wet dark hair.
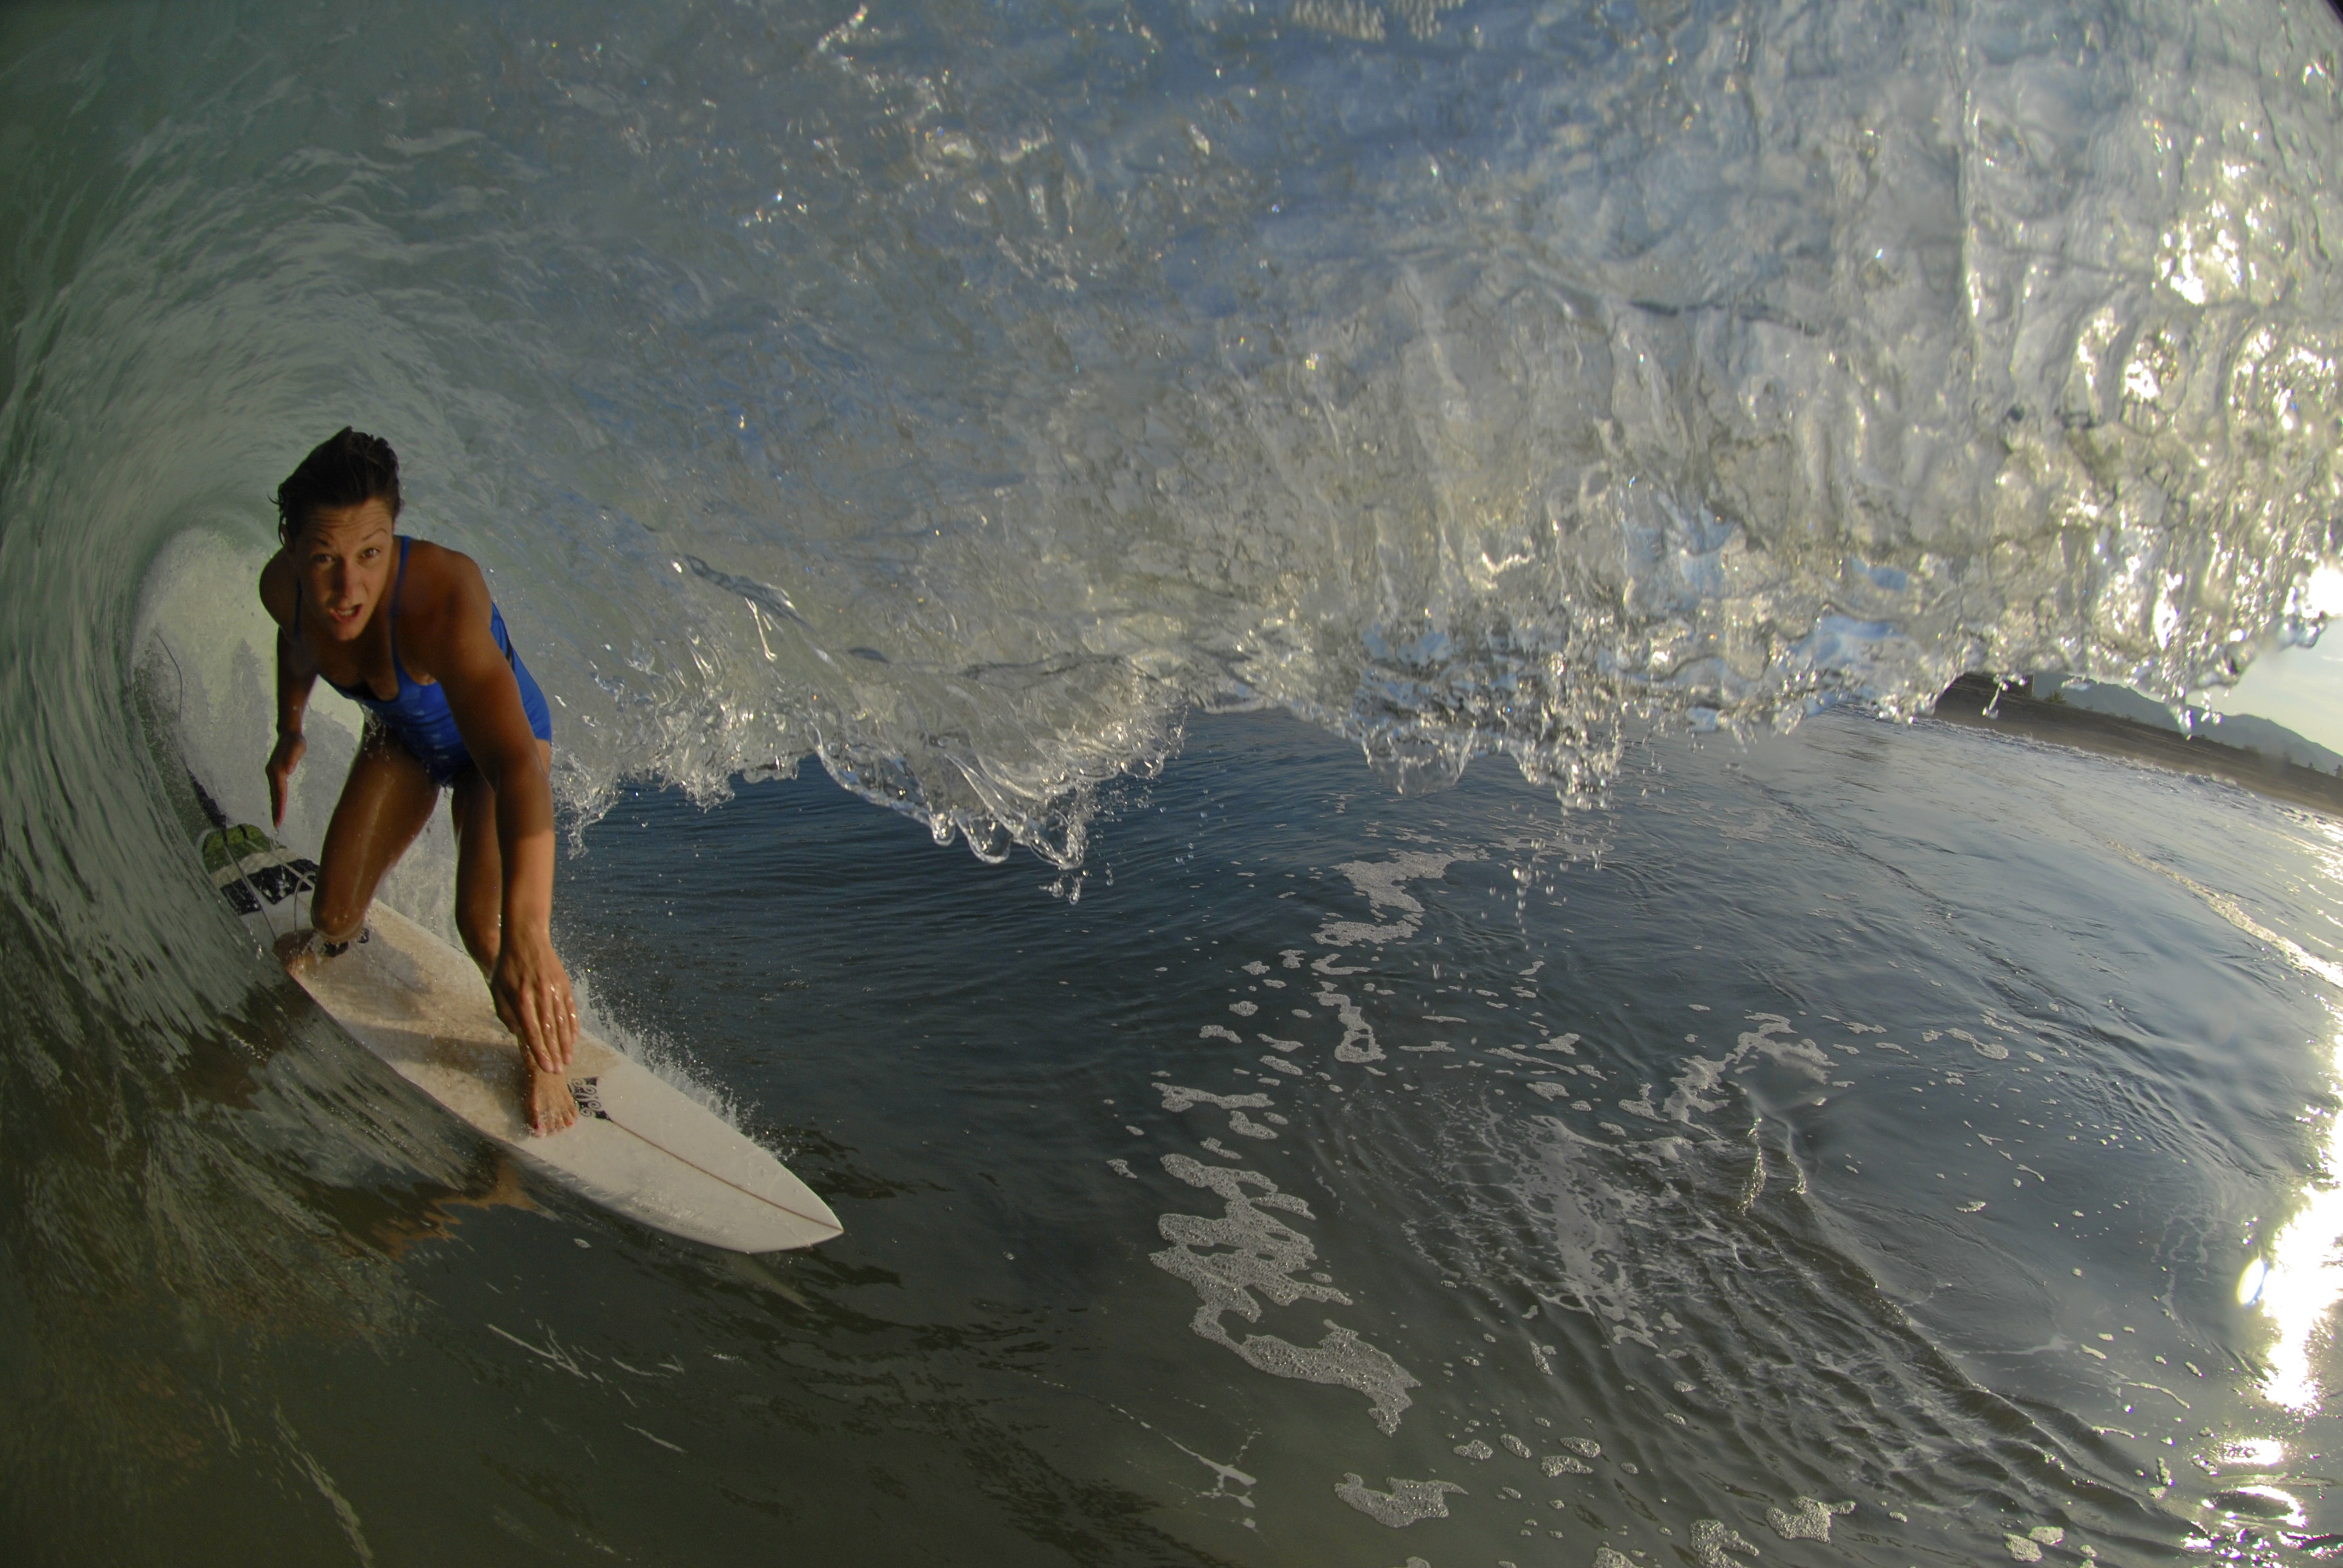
[272,427,402,544]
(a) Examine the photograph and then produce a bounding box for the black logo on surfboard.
[569,1077,609,1120]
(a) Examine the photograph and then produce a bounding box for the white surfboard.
[198,820,842,1253]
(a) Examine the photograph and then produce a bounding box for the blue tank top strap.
[386,536,415,687]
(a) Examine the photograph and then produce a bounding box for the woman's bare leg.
[451,740,575,1134]
[310,723,441,948]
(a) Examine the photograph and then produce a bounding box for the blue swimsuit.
[300,537,554,786]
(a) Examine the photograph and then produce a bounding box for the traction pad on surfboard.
[200,823,319,915]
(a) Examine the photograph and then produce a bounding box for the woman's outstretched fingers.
[556,977,579,1059]
[528,991,563,1073]
[495,982,556,1074]
[493,935,577,1072]
[523,981,571,1071]
[543,981,572,1068]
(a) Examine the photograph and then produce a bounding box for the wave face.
[7,0,2338,868]
[4,4,2343,1560]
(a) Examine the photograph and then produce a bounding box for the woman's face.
[291,497,396,644]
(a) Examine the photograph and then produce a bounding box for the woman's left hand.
[493,930,578,1074]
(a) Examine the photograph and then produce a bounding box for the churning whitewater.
[13,0,2335,859]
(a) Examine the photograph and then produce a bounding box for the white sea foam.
[1314,987,1386,1063]
[1332,1472,1463,1527]
[1154,1083,1273,1114]
[1766,1497,1853,1541]
[1693,1520,1763,1566]
[1150,1154,1417,1432]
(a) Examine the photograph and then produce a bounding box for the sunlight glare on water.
[2247,1008,2343,1416]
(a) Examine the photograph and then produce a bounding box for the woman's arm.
[401,547,579,1071]
[259,555,318,827]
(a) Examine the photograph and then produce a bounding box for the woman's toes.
[528,1073,581,1135]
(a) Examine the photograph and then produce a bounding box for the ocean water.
[8,0,2343,1562]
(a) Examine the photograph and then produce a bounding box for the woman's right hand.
[266,731,305,826]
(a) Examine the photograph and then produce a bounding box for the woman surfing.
[258,427,580,1134]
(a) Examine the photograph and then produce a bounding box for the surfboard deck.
[199,821,842,1253]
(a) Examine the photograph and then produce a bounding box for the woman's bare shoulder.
[257,550,296,626]
[390,538,495,673]
[397,537,491,610]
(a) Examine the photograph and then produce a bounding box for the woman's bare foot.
[274,928,318,973]
[276,926,362,975]
[526,1065,580,1135]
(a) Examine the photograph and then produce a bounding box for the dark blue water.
[555,711,2343,1564]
